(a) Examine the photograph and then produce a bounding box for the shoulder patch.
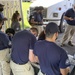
[65,59,70,65]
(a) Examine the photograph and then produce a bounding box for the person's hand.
[35,22,38,24]
[69,17,73,21]
[67,67,70,73]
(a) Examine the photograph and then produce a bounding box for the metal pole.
[20,0,25,29]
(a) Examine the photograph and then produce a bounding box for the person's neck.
[45,37,55,43]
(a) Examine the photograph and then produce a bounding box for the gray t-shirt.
[11,21,21,32]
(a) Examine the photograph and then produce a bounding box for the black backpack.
[28,14,33,24]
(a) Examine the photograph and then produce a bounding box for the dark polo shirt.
[11,30,36,64]
[65,8,75,26]
[0,31,9,50]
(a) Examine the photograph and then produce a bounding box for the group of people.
[10,22,70,75]
[0,2,75,75]
[0,3,21,75]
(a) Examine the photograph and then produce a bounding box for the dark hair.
[30,27,38,34]
[34,7,39,11]
[38,31,45,40]
[11,11,20,22]
[0,4,4,7]
[45,22,58,38]
[39,6,44,10]
[5,28,15,35]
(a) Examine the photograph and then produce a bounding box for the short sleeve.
[29,35,36,50]
[0,13,4,19]
[33,42,38,56]
[65,9,71,17]
[0,14,2,19]
[59,51,70,69]
[0,34,10,48]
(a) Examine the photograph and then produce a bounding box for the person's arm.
[59,50,70,75]
[60,67,70,75]
[28,34,38,63]
[64,16,73,21]
[31,18,38,25]
[29,49,39,63]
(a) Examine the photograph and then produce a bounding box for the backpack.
[28,14,33,25]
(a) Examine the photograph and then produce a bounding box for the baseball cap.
[45,22,59,34]
[0,4,4,7]
[34,7,39,11]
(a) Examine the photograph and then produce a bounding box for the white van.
[28,0,74,33]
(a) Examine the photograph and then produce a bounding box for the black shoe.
[68,41,74,46]
[60,44,65,47]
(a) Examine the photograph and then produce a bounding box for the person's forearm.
[34,56,39,63]
[60,67,70,75]
[66,67,70,75]
[64,16,73,20]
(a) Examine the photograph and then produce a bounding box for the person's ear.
[55,32,58,40]
[56,32,58,37]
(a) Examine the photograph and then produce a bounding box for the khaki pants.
[0,48,10,75]
[10,60,34,75]
[38,70,46,75]
[61,24,75,44]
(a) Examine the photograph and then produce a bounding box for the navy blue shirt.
[11,30,36,64]
[0,12,4,25]
[0,31,9,50]
[34,40,70,75]
[32,12,43,23]
[11,21,21,32]
[65,8,75,25]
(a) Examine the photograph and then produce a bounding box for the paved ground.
[56,33,75,55]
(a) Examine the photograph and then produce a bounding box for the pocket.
[25,63,31,71]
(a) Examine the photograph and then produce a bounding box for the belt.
[0,47,8,50]
[12,60,28,65]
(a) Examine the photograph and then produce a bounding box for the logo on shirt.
[65,59,70,65]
